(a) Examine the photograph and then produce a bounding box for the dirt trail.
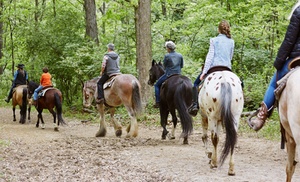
[0,107,299,182]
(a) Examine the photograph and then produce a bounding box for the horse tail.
[219,82,237,166]
[175,81,193,137]
[131,80,143,115]
[21,88,28,117]
[54,92,66,125]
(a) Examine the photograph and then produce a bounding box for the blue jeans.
[33,85,43,101]
[154,74,167,103]
[193,72,202,87]
[263,58,293,109]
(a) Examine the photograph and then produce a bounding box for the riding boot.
[188,86,199,116]
[5,88,13,103]
[249,102,270,131]
[96,84,104,104]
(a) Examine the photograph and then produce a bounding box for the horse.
[276,67,300,182]
[82,74,142,138]
[147,60,193,144]
[28,81,65,131]
[199,70,244,175]
[11,85,31,124]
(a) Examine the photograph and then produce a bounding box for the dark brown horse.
[148,60,193,144]
[28,81,65,131]
[82,74,142,138]
[12,85,31,124]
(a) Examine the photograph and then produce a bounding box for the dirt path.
[0,107,299,182]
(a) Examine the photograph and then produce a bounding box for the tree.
[84,0,99,45]
[135,0,152,106]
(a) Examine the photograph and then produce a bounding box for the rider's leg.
[97,74,109,103]
[154,74,167,108]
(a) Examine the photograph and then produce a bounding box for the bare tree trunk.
[84,0,99,45]
[135,0,152,107]
[0,0,3,75]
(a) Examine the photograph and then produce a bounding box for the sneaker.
[153,102,160,108]
[96,98,104,104]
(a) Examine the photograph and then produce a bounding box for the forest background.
[0,0,295,112]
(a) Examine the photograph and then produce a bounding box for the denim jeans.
[193,72,202,87]
[154,74,167,103]
[263,58,293,109]
[33,85,43,101]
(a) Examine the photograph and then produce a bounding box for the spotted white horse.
[199,70,244,175]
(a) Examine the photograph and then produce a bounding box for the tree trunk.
[135,0,152,107]
[0,0,3,75]
[84,0,99,45]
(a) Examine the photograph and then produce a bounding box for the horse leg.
[210,131,219,168]
[49,108,58,131]
[12,107,16,122]
[27,105,31,123]
[201,116,210,158]
[169,109,177,140]
[125,107,138,138]
[109,108,122,137]
[95,104,107,137]
[36,109,45,129]
[285,134,296,182]
[160,105,169,140]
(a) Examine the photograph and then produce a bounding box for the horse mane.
[84,76,100,91]
[29,80,39,88]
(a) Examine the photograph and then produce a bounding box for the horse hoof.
[206,152,212,159]
[54,127,59,131]
[183,139,189,145]
[228,171,235,176]
[115,130,122,137]
[95,129,106,137]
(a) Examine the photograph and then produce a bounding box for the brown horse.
[82,74,142,138]
[12,85,31,124]
[28,81,66,131]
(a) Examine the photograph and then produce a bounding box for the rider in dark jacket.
[250,2,300,130]
[5,63,28,103]
[153,41,183,108]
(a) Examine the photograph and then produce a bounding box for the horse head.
[28,81,39,98]
[148,59,165,86]
[82,81,96,108]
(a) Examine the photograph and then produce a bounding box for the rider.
[32,67,52,106]
[5,63,28,103]
[250,1,300,130]
[96,43,121,104]
[153,41,183,108]
[188,20,234,116]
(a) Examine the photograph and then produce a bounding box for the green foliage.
[0,0,297,116]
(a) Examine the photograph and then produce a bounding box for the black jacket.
[274,6,300,70]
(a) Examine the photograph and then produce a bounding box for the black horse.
[148,60,193,144]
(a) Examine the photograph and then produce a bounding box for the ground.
[0,107,300,182]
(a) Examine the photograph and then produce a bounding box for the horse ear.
[152,59,156,66]
[158,61,162,66]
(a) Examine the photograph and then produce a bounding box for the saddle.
[103,74,121,90]
[38,86,54,98]
[274,57,300,102]
[198,66,232,91]
[12,84,27,93]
